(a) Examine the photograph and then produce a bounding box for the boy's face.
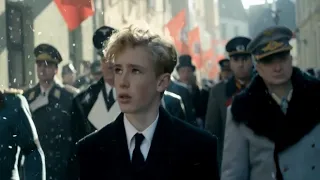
[114,46,169,114]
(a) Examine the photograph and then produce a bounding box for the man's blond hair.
[103,25,178,76]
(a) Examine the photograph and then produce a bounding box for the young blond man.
[70,26,219,180]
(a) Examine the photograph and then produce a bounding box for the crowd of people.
[0,23,319,180]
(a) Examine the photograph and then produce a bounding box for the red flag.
[54,0,94,31]
[165,9,189,54]
[188,27,202,69]
[202,48,219,79]
[202,49,214,62]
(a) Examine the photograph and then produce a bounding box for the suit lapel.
[145,107,175,176]
[111,113,132,177]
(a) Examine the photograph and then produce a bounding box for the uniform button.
[312,166,315,170]
[312,143,315,148]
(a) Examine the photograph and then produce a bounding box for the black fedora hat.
[176,54,195,72]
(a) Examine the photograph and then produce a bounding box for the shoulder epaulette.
[2,88,24,95]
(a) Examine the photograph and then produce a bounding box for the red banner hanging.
[188,27,202,69]
[165,9,189,54]
[54,0,95,31]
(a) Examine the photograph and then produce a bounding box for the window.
[147,0,155,9]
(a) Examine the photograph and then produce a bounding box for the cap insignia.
[261,41,284,52]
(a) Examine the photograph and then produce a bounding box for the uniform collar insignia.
[262,41,284,52]
[54,89,61,99]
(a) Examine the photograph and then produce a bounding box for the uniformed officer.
[222,26,320,180]
[69,26,120,144]
[1,88,45,180]
[205,36,253,170]
[218,58,233,82]
[23,43,78,180]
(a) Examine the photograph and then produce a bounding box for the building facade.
[295,0,320,69]
[218,0,249,56]
[1,0,171,89]
[1,0,105,88]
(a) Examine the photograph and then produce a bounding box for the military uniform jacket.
[70,78,121,143]
[23,82,76,180]
[222,68,320,180]
[0,91,45,180]
[205,76,242,169]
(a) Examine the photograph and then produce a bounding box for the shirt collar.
[40,84,53,95]
[271,89,293,105]
[123,113,159,147]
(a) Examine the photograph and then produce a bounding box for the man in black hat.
[23,43,78,180]
[167,54,198,126]
[69,26,120,145]
[218,58,233,82]
[205,36,253,170]
[222,26,320,180]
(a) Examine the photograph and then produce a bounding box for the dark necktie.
[106,89,115,110]
[132,133,145,170]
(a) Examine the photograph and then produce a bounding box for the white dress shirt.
[30,85,53,112]
[123,114,159,161]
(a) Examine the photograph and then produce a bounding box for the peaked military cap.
[247,26,293,61]
[62,63,77,76]
[34,44,62,64]
[93,26,117,52]
[218,58,231,71]
[226,36,251,56]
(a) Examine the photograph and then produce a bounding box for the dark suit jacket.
[69,107,219,180]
